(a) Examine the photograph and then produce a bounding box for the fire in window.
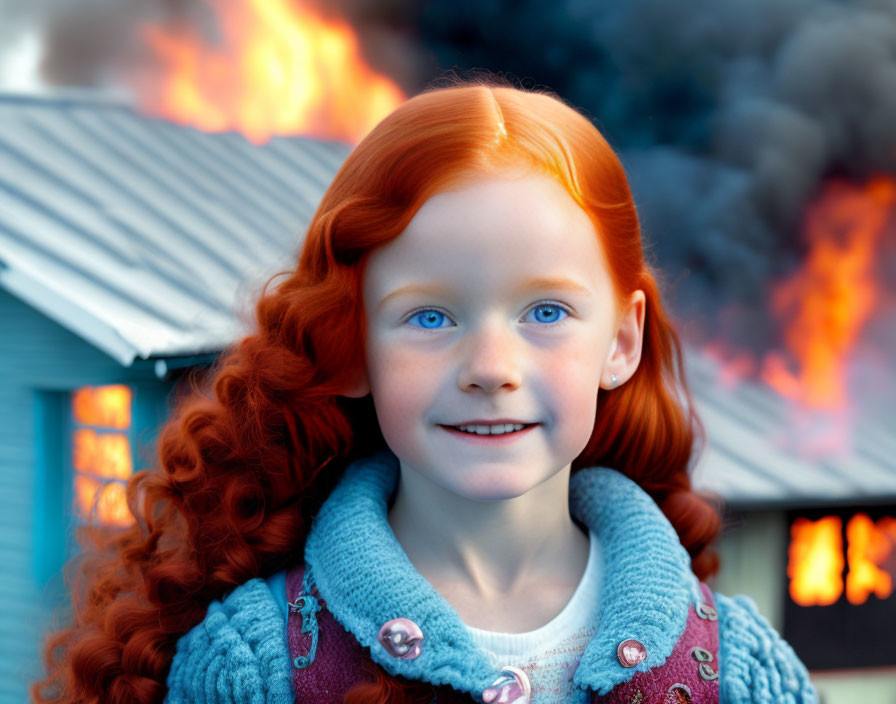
[71,385,134,527]
[785,508,896,669]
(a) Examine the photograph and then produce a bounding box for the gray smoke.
[0,0,426,95]
[0,0,206,87]
[605,0,896,361]
[419,0,896,400]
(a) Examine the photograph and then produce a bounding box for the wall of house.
[710,508,896,704]
[0,288,173,704]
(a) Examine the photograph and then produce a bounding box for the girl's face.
[361,171,643,502]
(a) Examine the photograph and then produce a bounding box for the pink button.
[481,666,531,704]
[377,618,423,659]
[617,639,648,667]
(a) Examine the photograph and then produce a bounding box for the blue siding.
[31,391,69,585]
[0,287,175,703]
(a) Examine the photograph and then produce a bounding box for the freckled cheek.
[367,344,442,434]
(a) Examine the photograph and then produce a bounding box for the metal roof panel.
[0,92,350,365]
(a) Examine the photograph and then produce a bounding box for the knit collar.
[304,450,703,697]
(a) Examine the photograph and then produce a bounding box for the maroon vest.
[286,565,720,704]
[592,583,720,704]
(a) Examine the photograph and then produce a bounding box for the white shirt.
[267,529,603,703]
[466,531,602,704]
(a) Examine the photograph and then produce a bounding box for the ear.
[338,369,371,398]
[600,290,646,390]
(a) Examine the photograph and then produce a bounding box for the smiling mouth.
[438,423,539,437]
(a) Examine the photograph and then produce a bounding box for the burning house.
[687,351,896,702]
[0,6,413,701]
[0,88,356,702]
[1,1,895,703]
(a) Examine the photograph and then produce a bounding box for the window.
[70,385,135,527]
[784,506,896,669]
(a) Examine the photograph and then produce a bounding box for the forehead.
[364,173,609,295]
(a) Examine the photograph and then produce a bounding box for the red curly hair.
[33,77,720,704]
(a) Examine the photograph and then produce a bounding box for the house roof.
[2,91,891,507]
[687,352,896,508]
[0,90,350,365]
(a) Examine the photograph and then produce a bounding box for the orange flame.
[136,0,405,144]
[74,475,133,527]
[72,385,132,429]
[788,516,844,606]
[845,514,896,605]
[73,430,133,480]
[72,384,134,526]
[761,176,896,410]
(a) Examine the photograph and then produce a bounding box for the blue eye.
[408,309,453,329]
[526,303,569,325]
[406,302,569,330]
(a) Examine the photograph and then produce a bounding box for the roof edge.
[0,266,138,366]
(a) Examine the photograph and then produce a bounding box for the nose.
[457,319,523,393]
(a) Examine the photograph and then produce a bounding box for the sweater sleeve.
[714,591,818,704]
[164,578,294,704]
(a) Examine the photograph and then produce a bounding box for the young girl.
[34,80,817,704]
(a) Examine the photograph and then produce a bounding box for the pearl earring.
[609,374,619,388]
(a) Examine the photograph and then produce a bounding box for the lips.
[437,423,539,441]
[439,422,538,431]
[442,419,535,426]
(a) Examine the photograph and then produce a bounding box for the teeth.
[455,423,526,435]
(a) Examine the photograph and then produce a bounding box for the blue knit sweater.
[164,450,818,703]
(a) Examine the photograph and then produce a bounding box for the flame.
[95,482,133,527]
[136,0,405,144]
[73,474,98,518]
[74,475,133,527]
[845,514,895,605]
[789,513,896,607]
[72,384,134,526]
[72,385,132,429]
[788,516,844,606]
[73,430,133,480]
[760,176,896,410]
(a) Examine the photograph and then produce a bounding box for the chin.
[447,471,544,503]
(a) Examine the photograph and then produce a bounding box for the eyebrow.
[376,276,591,312]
